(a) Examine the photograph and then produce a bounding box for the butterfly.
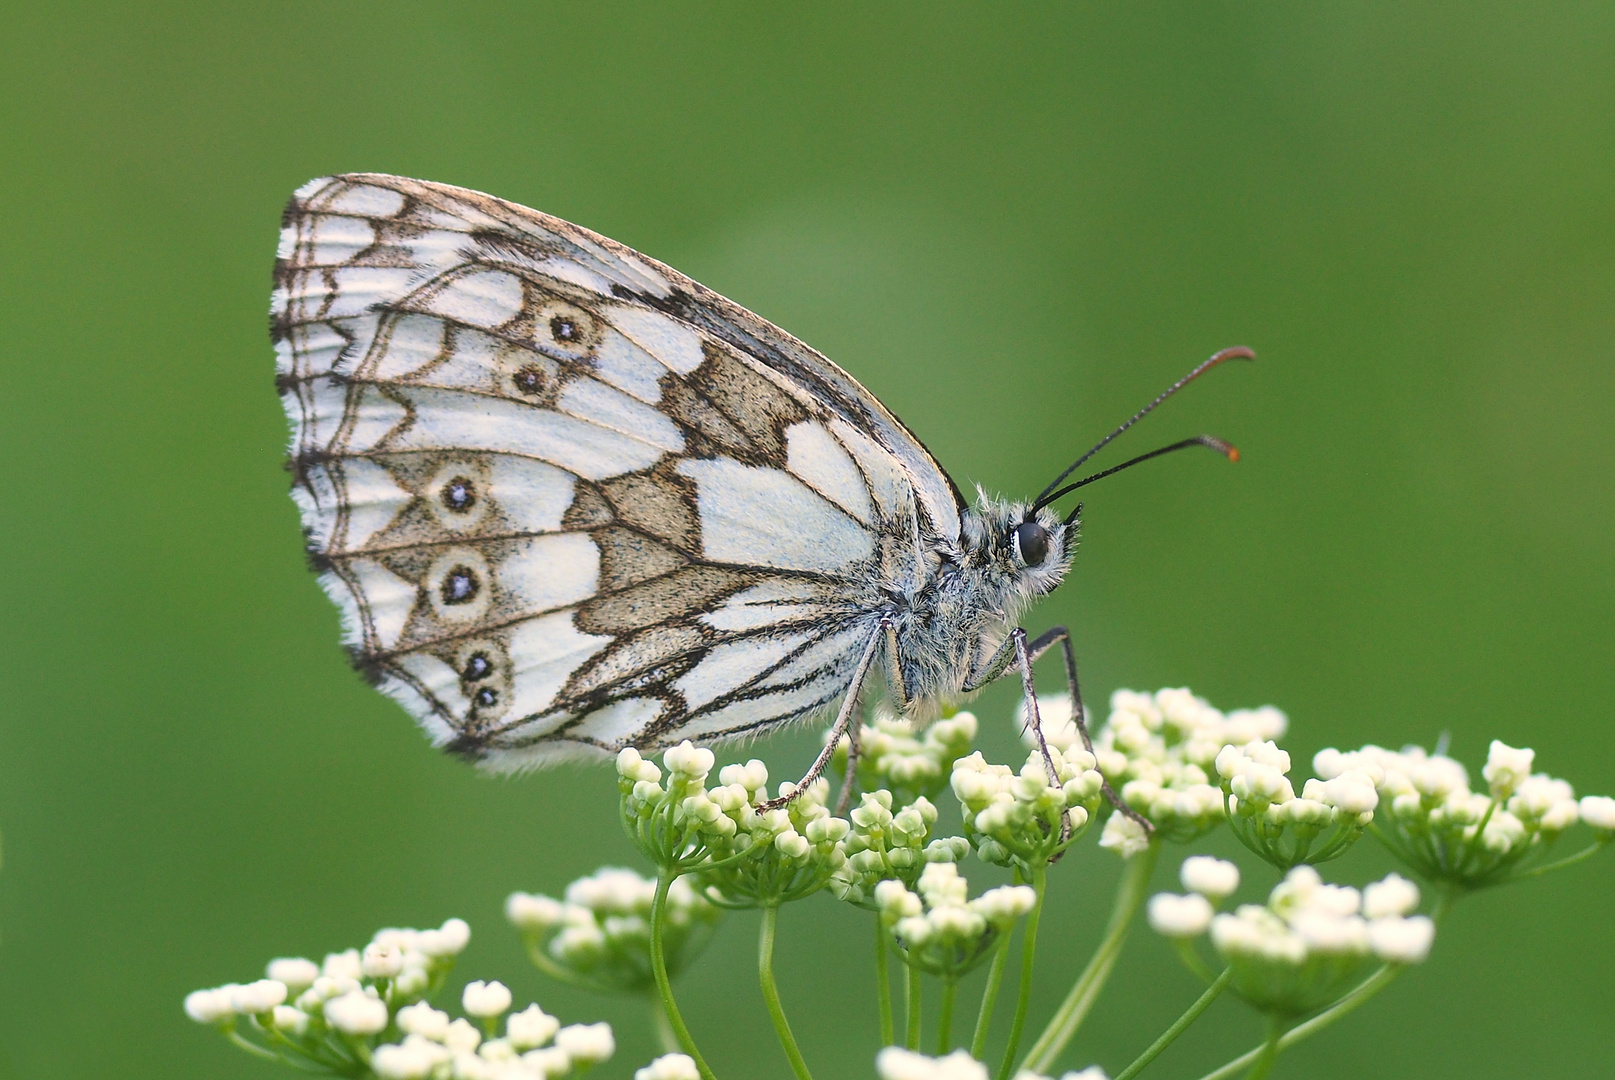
[272,173,1249,801]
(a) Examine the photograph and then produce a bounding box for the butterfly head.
[961,491,1074,608]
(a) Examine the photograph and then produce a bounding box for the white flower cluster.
[1070,690,1287,844]
[836,707,980,802]
[507,867,720,993]
[830,790,971,906]
[185,919,470,1032]
[874,863,1037,978]
[1147,856,1242,937]
[617,743,851,903]
[634,1053,700,1080]
[1316,739,1595,888]
[951,740,1105,866]
[372,995,613,1079]
[874,1047,1107,1080]
[187,920,607,1077]
[1154,865,1434,1015]
[1215,739,1376,868]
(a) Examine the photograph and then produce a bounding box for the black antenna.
[1033,346,1255,510]
[1051,435,1239,522]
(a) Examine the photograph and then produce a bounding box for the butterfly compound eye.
[1013,521,1050,567]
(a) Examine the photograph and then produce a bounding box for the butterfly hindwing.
[273,174,960,769]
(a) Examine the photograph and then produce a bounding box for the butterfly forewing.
[273,174,962,770]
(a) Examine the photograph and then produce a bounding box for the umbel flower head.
[829,790,972,907]
[1153,864,1434,1016]
[1068,689,1287,845]
[507,867,721,994]
[951,739,1105,868]
[185,920,615,1078]
[833,706,980,806]
[1317,739,1601,890]
[1215,739,1377,869]
[618,743,850,904]
[875,862,1036,979]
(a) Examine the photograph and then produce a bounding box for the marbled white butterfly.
[273,174,1248,803]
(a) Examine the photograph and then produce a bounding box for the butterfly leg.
[962,627,1152,836]
[759,619,886,813]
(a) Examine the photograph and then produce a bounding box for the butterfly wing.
[273,174,964,770]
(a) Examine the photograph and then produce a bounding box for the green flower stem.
[1511,840,1607,880]
[651,869,717,1080]
[1112,967,1232,1080]
[759,904,814,1080]
[1242,1019,1284,1080]
[1021,841,1160,1073]
[651,994,680,1056]
[936,977,958,1055]
[522,939,611,994]
[906,964,924,1050]
[875,918,895,1048]
[1189,966,1399,1080]
[971,929,1014,1059]
[1193,889,1456,1080]
[997,859,1048,1080]
[223,1029,281,1063]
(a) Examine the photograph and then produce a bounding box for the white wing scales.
[274,174,963,769]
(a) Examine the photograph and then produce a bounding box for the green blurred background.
[2,4,1612,1078]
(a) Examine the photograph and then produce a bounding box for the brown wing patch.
[559,624,709,702]
[595,526,687,590]
[560,481,615,530]
[576,566,746,636]
[684,343,808,463]
[602,471,699,550]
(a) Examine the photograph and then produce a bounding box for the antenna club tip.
[1227,445,1241,463]
[1213,345,1257,363]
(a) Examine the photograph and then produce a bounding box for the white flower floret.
[1579,795,1615,834]
[461,980,513,1018]
[443,1017,482,1053]
[420,917,471,957]
[506,891,566,931]
[1482,740,1535,800]
[373,1035,451,1079]
[876,1046,989,1080]
[322,948,363,981]
[324,989,389,1035]
[617,746,662,783]
[555,1022,615,1064]
[265,957,320,992]
[230,979,288,1014]
[505,1004,560,1050]
[1179,856,1240,899]
[663,741,715,781]
[1099,812,1151,859]
[1361,874,1420,919]
[183,987,234,1024]
[1148,892,1215,937]
[362,941,405,978]
[1367,915,1436,963]
[270,1005,309,1035]
[522,1045,572,1075]
[396,1001,452,1040]
[635,1052,701,1080]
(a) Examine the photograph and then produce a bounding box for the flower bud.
[1482,740,1535,800]
[461,980,513,1018]
[1147,893,1214,937]
[265,957,320,992]
[1367,915,1435,963]
[324,990,389,1035]
[1179,856,1240,900]
[556,1021,615,1064]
